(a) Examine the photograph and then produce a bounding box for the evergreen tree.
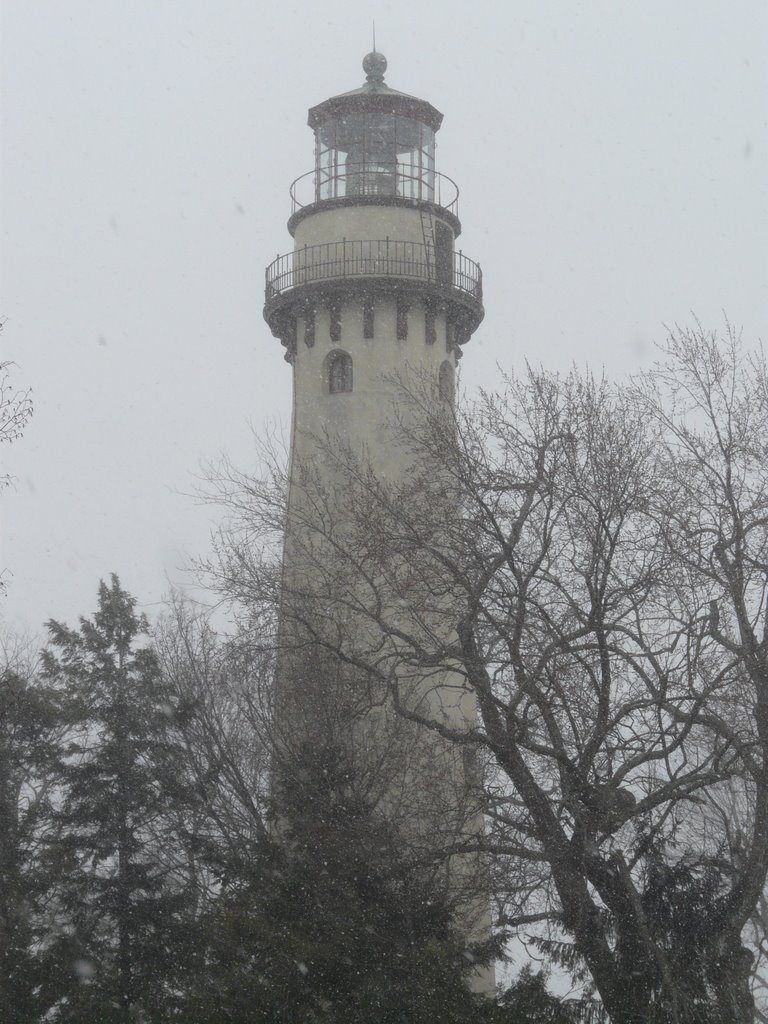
[0,657,68,1024]
[42,576,192,1023]
[184,741,500,1023]
[498,966,573,1023]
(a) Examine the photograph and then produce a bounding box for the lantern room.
[265,50,484,361]
[304,51,445,207]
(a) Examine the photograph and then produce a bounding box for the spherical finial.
[363,50,387,84]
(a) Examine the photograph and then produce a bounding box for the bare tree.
[151,596,273,880]
[749,890,768,1022]
[0,364,31,439]
[698,774,768,1020]
[0,354,33,487]
[0,351,33,593]
[203,324,768,1023]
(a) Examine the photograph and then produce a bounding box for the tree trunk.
[707,934,755,1024]
[117,841,131,1024]
[116,656,132,1024]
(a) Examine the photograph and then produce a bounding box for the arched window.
[328,350,353,394]
[438,360,454,403]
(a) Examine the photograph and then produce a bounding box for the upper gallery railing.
[289,164,460,217]
[265,238,482,306]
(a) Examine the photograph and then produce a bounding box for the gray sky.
[2,0,767,635]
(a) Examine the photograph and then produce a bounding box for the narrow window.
[303,306,315,348]
[396,298,409,340]
[425,306,437,346]
[329,299,342,342]
[435,222,453,286]
[462,744,481,790]
[363,296,374,339]
[445,317,459,353]
[284,316,297,356]
[328,351,353,394]
[438,360,454,403]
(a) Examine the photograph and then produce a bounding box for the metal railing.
[265,239,482,304]
[289,165,460,217]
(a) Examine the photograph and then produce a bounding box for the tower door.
[434,223,453,287]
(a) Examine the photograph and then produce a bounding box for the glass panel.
[314,115,435,202]
[395,118,434,200]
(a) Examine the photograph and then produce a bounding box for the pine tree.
[185,740,501,1023]
[0,656,67,1024]
[498,966,574,1023]
[42,576,192,1023]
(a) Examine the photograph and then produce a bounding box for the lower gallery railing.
[265,239,482,304]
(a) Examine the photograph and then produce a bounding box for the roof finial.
[372,20,376,53]
[363,41,387,86]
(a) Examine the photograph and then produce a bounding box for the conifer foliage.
[185,740,500,1023]
[2,579,574,1022]
[0,658,63,1022]
[42,576,190,1023]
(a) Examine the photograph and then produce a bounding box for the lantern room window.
[315,114,435,203]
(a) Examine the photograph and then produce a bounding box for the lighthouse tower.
[264,49,483,440]
[264,51,491,989]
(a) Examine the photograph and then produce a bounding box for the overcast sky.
[2,0,767,636]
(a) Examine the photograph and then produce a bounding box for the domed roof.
[307,52,443,132]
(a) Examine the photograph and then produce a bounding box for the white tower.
[264,51,492,989]
[265,49,482,446]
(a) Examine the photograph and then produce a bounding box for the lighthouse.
[264,51,492,991]
[264,48,482,413]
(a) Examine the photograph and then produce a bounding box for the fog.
[3,0,767,632]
